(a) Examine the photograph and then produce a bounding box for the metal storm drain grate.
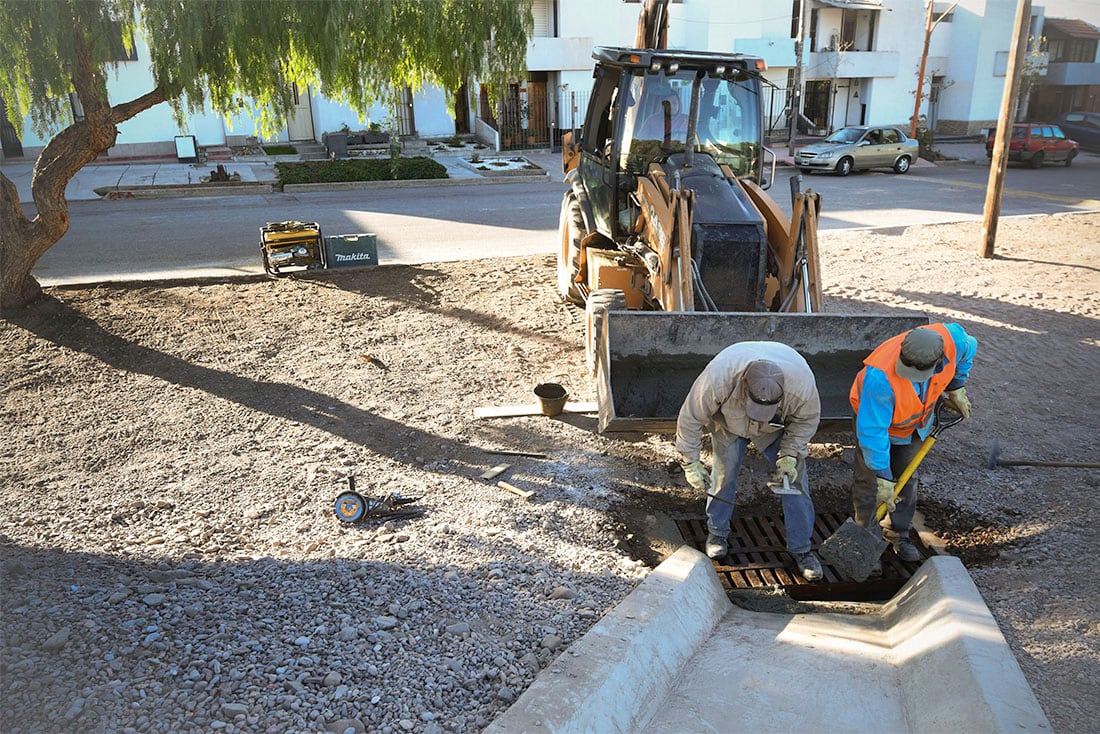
[675,512,940,602]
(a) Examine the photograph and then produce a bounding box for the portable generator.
[260,221,325,275]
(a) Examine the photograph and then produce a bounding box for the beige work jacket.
[675,341,821,464]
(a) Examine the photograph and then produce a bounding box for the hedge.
[275,157,448,185]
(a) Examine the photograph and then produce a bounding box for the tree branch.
[110,87,169,125]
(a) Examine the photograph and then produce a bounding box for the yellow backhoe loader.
[559,0,925,432]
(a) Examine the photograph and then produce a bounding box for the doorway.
[395,86,416,137]
[287,83,314,141]
[804,81,832,132]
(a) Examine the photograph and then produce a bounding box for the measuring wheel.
[334,491,367,523]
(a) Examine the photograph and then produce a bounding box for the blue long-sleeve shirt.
[856,323,977,478]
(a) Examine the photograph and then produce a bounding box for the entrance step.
[293,142,328,160]
[203,145,234,162]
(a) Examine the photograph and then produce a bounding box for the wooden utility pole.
[980,0,1032,259]
[788,0,808,156]
[911,2,936,139]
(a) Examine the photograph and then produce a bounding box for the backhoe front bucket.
[595,312,930,433]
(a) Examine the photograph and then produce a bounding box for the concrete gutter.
[487,548,1051,734]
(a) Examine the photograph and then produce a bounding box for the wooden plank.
[473,402,598,419]
[480,464,511,480]
[482,449,548,459]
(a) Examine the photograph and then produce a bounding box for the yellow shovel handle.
[875,435,936,521]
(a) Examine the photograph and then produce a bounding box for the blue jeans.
[706,433,816,554]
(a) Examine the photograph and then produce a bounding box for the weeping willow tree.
[0,0,531,308]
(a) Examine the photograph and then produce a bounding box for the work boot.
[884,528,921,563]
[705,533,729,559]
[794,551,823,581]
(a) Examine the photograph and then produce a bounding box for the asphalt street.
[12,145,1100,286]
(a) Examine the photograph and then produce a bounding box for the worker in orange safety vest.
[849,323,978,565]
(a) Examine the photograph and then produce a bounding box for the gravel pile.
[1,460,646,734]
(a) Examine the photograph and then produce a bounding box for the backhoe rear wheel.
[585,289,627,376]
[558,192,586,304]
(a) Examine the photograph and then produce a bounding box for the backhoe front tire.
[585,289,628,377]
[558,192,586,304]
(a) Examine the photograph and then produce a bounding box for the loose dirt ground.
[2,212,1098,732]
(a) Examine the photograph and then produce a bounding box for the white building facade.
[5,0,1092,161]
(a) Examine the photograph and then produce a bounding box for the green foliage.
[275,156,446,184]
[2,0,532,138]
[0,0,140,136]
[262,144,297,155]
[916,127,943,161]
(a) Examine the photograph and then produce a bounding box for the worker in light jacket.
[849,323,977,564]
[676,341,823,582]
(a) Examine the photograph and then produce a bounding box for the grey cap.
[743,360,784,422]
[896,327,945,382]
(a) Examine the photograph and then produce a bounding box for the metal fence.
[477,88,592,152]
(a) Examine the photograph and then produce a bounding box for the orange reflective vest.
[849,324,957,438]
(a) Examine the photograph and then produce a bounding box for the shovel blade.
[819,517,889,582]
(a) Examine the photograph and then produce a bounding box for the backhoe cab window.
[582,67,621,156]
[621,71,760,178]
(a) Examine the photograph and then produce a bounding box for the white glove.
[876,477,898,512]
[943,387,971,419]
[683,461,711,493]
[774,455,798,484]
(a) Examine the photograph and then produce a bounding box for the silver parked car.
[794,125,920,176]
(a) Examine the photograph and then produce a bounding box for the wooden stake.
[497,481,535,500]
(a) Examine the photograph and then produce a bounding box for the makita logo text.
[334,252,374,261]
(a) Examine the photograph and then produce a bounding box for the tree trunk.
[0,87,166,308]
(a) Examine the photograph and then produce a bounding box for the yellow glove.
[943,387,971,419]
[774,455,798,484]
[683,461,711,493]
[876,477,898,512]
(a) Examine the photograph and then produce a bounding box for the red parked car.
[986,123,1079,168]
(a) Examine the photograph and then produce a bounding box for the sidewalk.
[0,141,989,205]
[0,147,561,205]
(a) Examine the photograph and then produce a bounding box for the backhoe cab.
[559,48,779,315]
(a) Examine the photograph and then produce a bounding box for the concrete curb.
[883,557,1052,733]
[484,546,730,734]
[93,183,275,199]
[282,173,553,195]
